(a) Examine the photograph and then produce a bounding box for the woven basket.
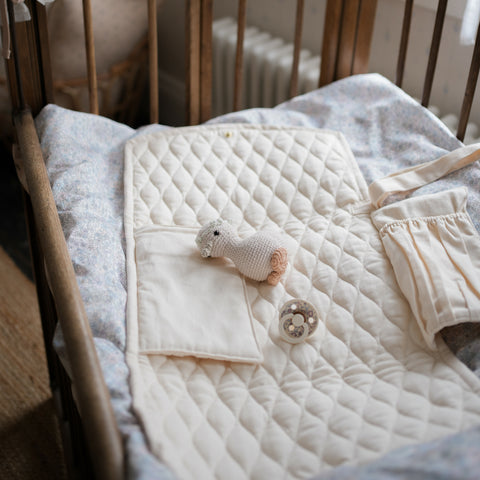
[0,34,149,142]
[53,36,149,126]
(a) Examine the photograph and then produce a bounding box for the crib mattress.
[124,124,480,479]
[36,74,480,479]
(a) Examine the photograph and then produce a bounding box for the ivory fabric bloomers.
[372,187,480,349]
[124,124,480,480]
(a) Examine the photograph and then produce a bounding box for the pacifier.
[278,299,319,344]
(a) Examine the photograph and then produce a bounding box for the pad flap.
[135,225,262,363]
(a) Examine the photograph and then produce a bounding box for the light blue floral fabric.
[314,424,480,480]
[36,73,480,479]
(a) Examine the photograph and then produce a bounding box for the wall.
[371,0,476,128]
[157,0,478,129]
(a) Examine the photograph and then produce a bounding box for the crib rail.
[15,0,476,138]
[14,109,124,480]
[184,0,480,142]
[395,0,480,141]
[186,0,378,123]
[43,0,480,140]
[4,1,123,479]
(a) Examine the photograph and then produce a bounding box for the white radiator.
[212,17,320,117]
[212,17,480,145]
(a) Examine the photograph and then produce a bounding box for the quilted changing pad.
[124,124,480,479]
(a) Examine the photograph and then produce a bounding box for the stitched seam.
[379,211,468,236]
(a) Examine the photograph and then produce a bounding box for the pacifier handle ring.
[279,314,310,344]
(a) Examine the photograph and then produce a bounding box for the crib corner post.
[4,0,53,115]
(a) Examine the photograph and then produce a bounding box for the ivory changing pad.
[124,124,480,479]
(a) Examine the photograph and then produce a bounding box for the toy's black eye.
[214,230,220,236]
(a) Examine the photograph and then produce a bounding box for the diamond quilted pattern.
[125,125,480,480]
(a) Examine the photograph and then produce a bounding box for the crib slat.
[395,0,413,87]
[336,0,361,79]
[233,0,247,111]
[352,0,378,75]
[457,22,480,141]
[186,0,201,124]
[186,0,213,124]
[148,0,159,123]
[15,109,123,480]
[421,0,447,107]
[200,0,213,122]
[319,0,343,86]
[82,0,99,115]
[289,0,305,98]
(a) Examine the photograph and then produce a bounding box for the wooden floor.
[0,247,67,479]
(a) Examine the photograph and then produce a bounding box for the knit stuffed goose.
[196,219,288,285]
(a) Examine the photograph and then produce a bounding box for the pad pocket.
[134,225,262,363]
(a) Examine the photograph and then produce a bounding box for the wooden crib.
[4,1,480,479]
